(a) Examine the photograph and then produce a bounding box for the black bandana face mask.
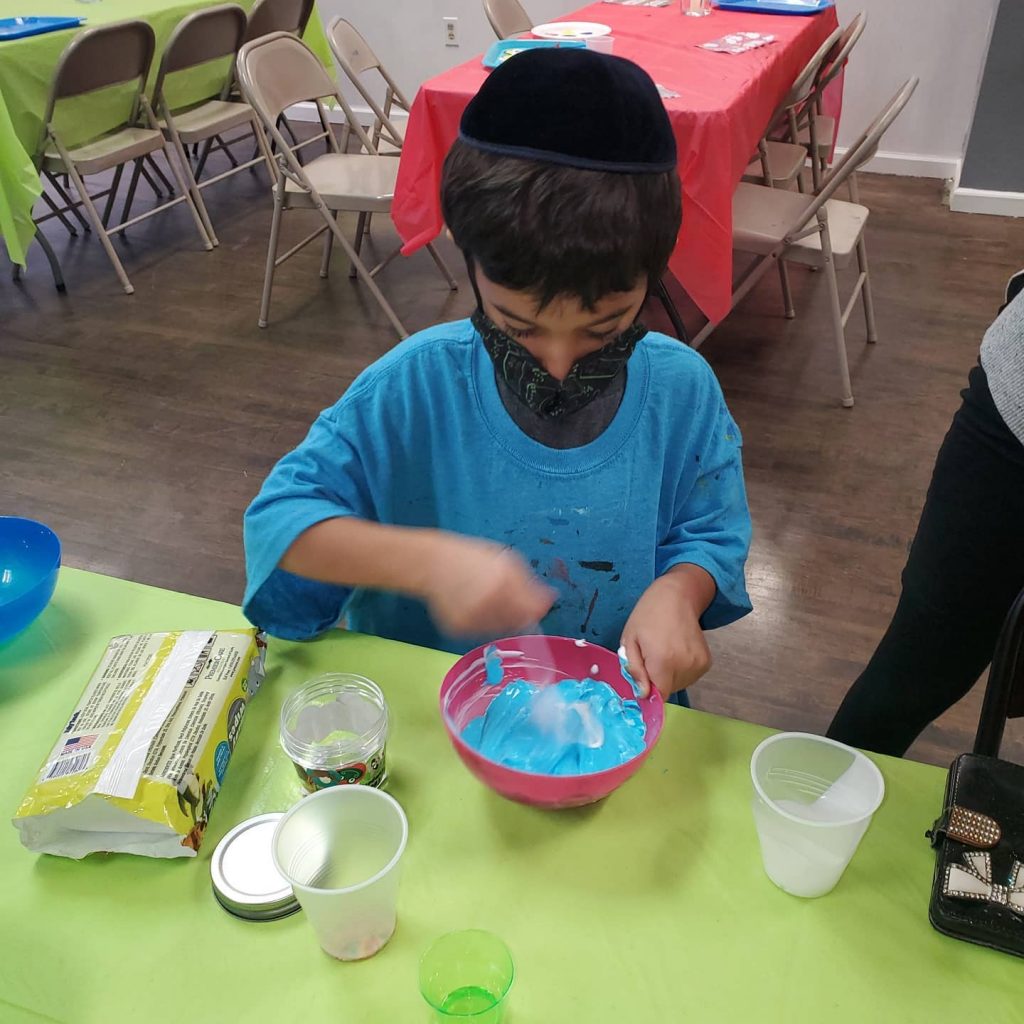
[471,308,647,419]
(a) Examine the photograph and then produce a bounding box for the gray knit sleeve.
[980,289,1024,445]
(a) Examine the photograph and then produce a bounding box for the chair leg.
[848,171,861,204]
[158,144,214,251]
[145,154,175,197]
[280,115,300,150]
[40,189,77,236]
[101,163,125,228]
[778,260,795,319]
[320,213,336,278]
[348,212,368,279]
[194,137,215,180]
[820,228,854,408]
[36,229,66,292]
[121,159,145,225]
[316,210,406,338]
[426,241,459,291]
[258,192,285,328]
[47,172,91,233]
[167,126,218,247]
[654,278,689,343]
[857,237,878,343]
[64,159,135,294]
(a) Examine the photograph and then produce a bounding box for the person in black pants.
[827,278,1024,757]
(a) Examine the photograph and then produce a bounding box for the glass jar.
[280,674,389,791]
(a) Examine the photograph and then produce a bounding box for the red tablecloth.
[393,3,841,324]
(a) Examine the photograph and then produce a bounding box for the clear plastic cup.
[280,674,389,791]
[750,732,884,898]
[419,930,514,1023]
[272,786,408,960]
[683,0,712,15]
[585,35,615,54]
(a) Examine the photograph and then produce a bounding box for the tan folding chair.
[484,0,533,39]
[32,20,212,295]
[235,32,458,338]
[742,26,842,193]
[793,13,868,192]
[244,0,315,43]
[198,0,316,172]
[149,4,273,247]
[693,79,919,409]
[739,27,841,320]
[327,17,408,157]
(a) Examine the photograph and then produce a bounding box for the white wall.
[318,0,998,178]
[833,0,996,177]
[321,0,570,98]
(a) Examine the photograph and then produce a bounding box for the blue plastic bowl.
[0,517,61,642]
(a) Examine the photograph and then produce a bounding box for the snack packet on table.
[700,32,776,54]
[13,629,266,859]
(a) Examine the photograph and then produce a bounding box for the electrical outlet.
[444,16,459,46]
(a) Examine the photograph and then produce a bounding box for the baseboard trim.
[832,147,960,180]
[949,172,1024,217]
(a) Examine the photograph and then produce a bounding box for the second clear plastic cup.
[272,786,408,960]
[750,732,885,898]
[419,930,514,1023]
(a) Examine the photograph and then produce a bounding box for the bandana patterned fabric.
[472,309,647,419]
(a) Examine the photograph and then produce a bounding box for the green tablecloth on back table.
[1,567,1021,1023]
[0,0,331,266]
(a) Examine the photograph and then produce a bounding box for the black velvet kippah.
[459,47,677,173]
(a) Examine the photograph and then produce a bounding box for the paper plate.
[532,21,612,39]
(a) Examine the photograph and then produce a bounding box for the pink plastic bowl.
[440,635,664,809]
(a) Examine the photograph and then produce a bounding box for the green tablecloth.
[0,0,332,266]
[1,568,1020,1023]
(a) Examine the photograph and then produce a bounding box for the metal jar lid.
[210,812,299,921]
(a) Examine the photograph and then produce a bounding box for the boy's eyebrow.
[493,304,633,328]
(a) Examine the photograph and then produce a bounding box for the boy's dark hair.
[441,139,682,309]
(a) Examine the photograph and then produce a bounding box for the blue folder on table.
[483,38,587,69]
[712,0,833,15]
[0,16,85,41]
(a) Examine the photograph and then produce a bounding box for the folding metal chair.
[235,32,458,338]
[742,26,842,193]
[693,79,919,409]
[793,13,869,193]
[483,0,533,39]
[327,17,408,157]
[149,4,274,247]
[738,27,841,321]
[32,20,212,295]
[198,0,316,174]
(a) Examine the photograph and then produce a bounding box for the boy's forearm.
[279,517,441,597]
[662,563,717,618]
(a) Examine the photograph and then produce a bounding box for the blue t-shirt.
[243,320,752,653]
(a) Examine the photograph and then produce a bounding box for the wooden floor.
[4,157,1023,766]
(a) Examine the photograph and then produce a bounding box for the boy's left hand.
[620,565,717,700]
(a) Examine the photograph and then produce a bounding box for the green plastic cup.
[419,930,514,1023]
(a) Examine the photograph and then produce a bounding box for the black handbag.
[927,588,1024,957]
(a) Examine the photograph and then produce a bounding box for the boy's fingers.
[621,636,651,698]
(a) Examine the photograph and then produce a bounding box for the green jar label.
[294,746,387,791]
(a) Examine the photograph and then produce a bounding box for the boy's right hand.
[421,535,556,637]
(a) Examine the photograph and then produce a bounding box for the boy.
[243,48,751,700]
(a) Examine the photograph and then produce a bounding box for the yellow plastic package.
[13,629,266,859]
